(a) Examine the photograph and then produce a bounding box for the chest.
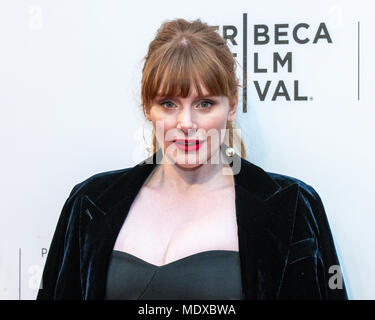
[112,186,239,266]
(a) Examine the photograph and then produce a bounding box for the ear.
[227,95,238,122]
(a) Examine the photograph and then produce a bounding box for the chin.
[175,162,204,170]
[163,149,204,168]
[163,141,220,167]
[170,153,206,167]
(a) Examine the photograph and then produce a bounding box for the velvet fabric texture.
[37,145,348,300]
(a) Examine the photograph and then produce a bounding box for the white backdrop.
[0,0,374,299]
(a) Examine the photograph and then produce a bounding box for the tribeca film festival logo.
[215,14,333,110]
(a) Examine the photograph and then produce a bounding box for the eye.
[159,99,214,110]
[160,100,177,109]
[198,100,214,109]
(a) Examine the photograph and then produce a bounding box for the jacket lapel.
[235,181,299,299]
[79,146,299,300]
[78,154,158,299]
[219,146,299,299]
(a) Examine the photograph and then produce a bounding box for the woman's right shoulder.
[67,167,133,200]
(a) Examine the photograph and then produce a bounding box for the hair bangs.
[145,42,231,107]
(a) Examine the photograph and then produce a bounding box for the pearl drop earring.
[143,117,153,155]
[225,147,235,157]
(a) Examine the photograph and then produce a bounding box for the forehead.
[156,80,212,98]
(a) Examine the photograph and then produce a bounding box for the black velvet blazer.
[37,146,348,300]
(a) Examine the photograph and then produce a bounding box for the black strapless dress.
[105,249,244,300]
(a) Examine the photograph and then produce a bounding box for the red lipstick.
[173,139,203,152]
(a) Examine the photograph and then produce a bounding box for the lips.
[173,139,201,145]
[172,139,204,152]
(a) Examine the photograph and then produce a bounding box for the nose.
[177,107,197,131]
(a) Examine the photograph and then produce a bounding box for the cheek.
[152,116,176,142]
[197,110,228,147]
[198,113,228,133]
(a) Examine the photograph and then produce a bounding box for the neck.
[146,148,234,195]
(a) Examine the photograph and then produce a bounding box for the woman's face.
[148,84,237,169]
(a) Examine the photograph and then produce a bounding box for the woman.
[37,18,348,300]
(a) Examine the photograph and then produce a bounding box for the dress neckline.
[112,249,239,268]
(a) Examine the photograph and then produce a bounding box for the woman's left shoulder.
[266,170,323,203]
[266,170,331,242]
[239,157,321,203]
